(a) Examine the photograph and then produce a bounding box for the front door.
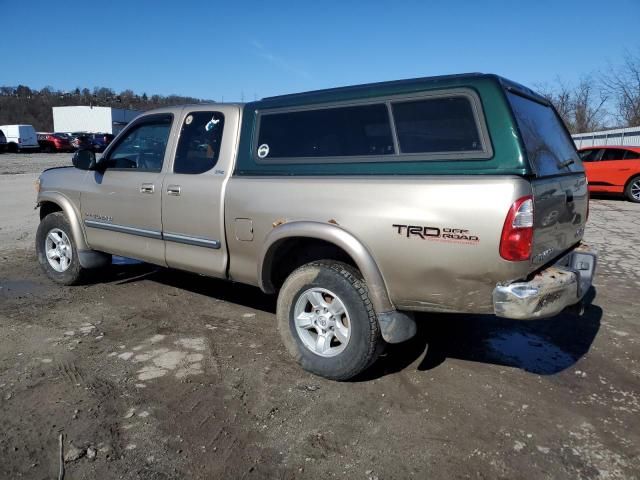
[161,106,239,277]
[81,114,175,265]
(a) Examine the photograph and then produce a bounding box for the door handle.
[140,183,155,194]
[167,185,181,196]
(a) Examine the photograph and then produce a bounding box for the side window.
[391,96,482,153]
[106,115,172,172]
[256,104,394,160]
[601,149,626,161]
[579,149,602,162]
[624,149,640,160]
[174,111,225,174]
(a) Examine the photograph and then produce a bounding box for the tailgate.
[506,90,588,268]
[530,174,588,266]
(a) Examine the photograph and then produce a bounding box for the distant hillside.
[0,85,212,131]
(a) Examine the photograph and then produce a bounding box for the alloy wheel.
[45,228,73,272]
[293,287,351,357]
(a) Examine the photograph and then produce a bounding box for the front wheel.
[625,176,640,203]
[277,261,382,380]
[36,212,89,285]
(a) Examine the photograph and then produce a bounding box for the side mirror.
[72,149,97,170]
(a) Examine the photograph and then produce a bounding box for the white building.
[52,106,141,134]
[572,126,640,148]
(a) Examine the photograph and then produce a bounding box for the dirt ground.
[0,154,639,479]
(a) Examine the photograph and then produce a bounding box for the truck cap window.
[507,92,583,177]
[391,96,482,154]
[174,111,225,174]
[256,103,394,160]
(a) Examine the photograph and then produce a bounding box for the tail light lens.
[500,196,534,261]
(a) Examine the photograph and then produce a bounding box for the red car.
[579,146,640,203]
[37,133,73,153]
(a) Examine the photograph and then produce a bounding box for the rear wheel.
[277,261,382,380]
[625,176,640,203]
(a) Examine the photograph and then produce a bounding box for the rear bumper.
[493,243,597,320]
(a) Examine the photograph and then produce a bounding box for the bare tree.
[536,78,573,127]
[601,51,640,127]
[572,77,608,133]
[536,76,608,134]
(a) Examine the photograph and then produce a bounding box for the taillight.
[500,196,534,261]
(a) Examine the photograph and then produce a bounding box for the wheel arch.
[258,221,394,314]
[37,192,89,252]
[624,173,640,190]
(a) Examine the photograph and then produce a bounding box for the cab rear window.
[507,92,583,176]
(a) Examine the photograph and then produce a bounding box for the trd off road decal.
[392,224,479,245]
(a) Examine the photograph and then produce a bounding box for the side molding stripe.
[163,232,221,249]
[84,220,162,240]
[84,221,220,249]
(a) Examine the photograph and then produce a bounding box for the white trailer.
[52,106,141,135]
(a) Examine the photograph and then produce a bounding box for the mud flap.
[78,250,111,269]
[377,310,417,344]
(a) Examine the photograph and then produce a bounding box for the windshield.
[507,92,583,177]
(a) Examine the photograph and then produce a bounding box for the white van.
[0,124,39,152]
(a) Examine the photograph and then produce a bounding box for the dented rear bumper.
[493,244,597,320]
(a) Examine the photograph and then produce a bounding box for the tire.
[625,176,640,203]
[36,212,89,285]
[277,261,382,380]
[7,143,17,153]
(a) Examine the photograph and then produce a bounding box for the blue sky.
[4,0,639,101]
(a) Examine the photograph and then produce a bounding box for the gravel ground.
[0,152,72,175]
[0,154,638,479]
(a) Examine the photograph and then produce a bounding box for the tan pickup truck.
[35,73,597,380]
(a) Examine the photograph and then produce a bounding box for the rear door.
[507,92,588,267]
[19,125,38,147]
[600,148,635,187]
[161,105,240,277]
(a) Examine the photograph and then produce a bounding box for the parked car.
[35,73,596,380]
[89,133,115,152]
[69,133,92,150]
[67,132,85,145]
[37,133,73,153]
[0,124,39,152]
[579,146,640,202]
[0,129,6,153]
